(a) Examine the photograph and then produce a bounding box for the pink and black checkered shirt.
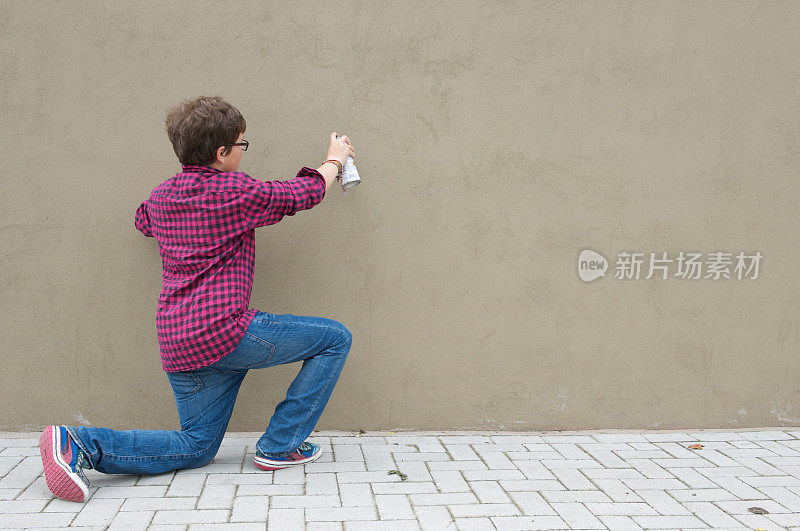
[134,164,326,373]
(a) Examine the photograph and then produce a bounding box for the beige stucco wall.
[1,1,798,432]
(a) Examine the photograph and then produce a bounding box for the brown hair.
[165,96,246,165]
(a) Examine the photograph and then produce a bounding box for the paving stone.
[0,512,75,528]
[625,458,674,478]
[735,457,786,475]
[633,489,691,515]
[710,476,765,499]
[372,481,437,494]
[0,488,20,500]
[583,502,659,515]
[193,525,267,531]
[166,472,206,497]
[136,471,176,486]
[364,451,398,471]
[412,505,454,529]
[630,514,709,528]
[107,508,155,530]
[409,492,478,506]
[733,512,787,530]
[0,463,41,489]
[307,522,342,531]
[120,496,197,511]
[306,472,339,495]
[550,468,596,489]
[5,429,800,531]
[231,495,269,522]
[491,515,568,530]
[740,431,795,441]
[506,491,557,515]
[621,477,687,490]
[236,483,304,496]
[71,497,125,527]
[550,501,606,528]
[468,480,512,503]
[597,514,645,530]
[541,458,605,469]
[0,498,48,512]
[43,496,88,512]
[375,493,415,519]
[475,452,517,469]
[513,460,558,480]
[197,483,236,510]
[768,512,800,526]
[742,474,800,487]
[668,466,719,488]
[338,482,374,506]
[305,505,378,521]
[592,478,644,502]
[667,487,741,502]
[151,509,228,525]
[332,444,365,462]
[498,479,565,492]
[456,516,499,529]
[715,499,791,514]
[756,485,800,509]
[683,500,747,528]
[540,489,612,503]
[687,432,746,441]
[94,485,169,498]
[270,494,340,508]
[430,470,471,492]
[448,503,521,517]
[266,507,304,530]
[344,520,420,530]
[273,465,306,484]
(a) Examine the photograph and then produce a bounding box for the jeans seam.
[282,329,348,455]
[102,418,227,462]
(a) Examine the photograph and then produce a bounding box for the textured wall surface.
[1,1,798,432]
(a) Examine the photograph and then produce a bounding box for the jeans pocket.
[243,332,276,365]
[167,372,204,399]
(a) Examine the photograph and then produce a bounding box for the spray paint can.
[336,135,361,193]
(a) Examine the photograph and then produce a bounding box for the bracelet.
[323,159,343,179]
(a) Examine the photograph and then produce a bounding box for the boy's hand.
[327,132,355,168]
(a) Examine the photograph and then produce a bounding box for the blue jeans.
[65,311,352,475]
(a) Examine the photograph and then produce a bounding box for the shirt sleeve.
[134,199,154,237]
[241,167,326,229]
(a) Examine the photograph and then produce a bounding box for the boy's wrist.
[322,159,342,178]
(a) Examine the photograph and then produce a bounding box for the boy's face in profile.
[212,132,245,172]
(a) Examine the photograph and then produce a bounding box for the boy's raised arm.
[242,168,327,229]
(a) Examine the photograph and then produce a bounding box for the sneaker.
[254,441,322,470]
[39,426,91,502]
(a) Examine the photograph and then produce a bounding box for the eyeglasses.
[227,140,248,151]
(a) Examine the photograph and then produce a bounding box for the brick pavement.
[2,428,800,529]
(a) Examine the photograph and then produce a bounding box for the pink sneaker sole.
[39,426,88,502]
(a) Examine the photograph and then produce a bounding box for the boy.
[39,96,357,502]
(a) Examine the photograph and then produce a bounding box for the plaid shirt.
[134,164,326,373]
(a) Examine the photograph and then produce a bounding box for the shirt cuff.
[298,166,327,199]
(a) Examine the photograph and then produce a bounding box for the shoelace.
[74,449,91,486]
[298,442,310,452]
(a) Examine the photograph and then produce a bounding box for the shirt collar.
[180,164,222,174]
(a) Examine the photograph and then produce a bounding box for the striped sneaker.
[39,426,91,502]
[254,441,322,470]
